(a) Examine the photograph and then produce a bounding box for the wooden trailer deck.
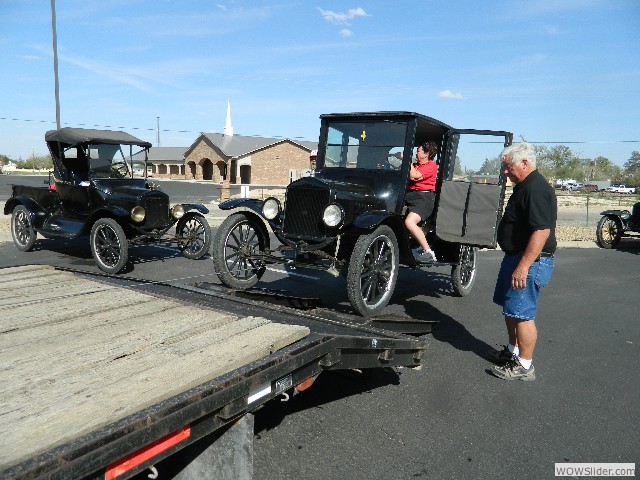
[0,265,309,473]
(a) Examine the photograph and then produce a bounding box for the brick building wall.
[247,141,312,185]
[184,138,313,184]
[184,140,226,181]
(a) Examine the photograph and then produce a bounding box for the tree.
[624,151,640,186]
[532,145,555,180]
[21,154,53,170]
[581,155,617,182]
[535,145,581,180]
[477,157,501,175]
[453,156,463,176]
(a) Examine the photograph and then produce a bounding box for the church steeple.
[224,99,233,136]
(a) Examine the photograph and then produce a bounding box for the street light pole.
[51,0,61,129]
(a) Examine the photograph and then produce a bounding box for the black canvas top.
[45,127,152,148]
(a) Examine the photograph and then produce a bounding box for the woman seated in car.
[405,141,438,263]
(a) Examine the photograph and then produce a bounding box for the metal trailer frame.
[2,269,426,480]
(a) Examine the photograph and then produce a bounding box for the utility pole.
[156,115,160,147]
[51,0,61,129]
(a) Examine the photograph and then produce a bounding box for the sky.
[1,0,639,170]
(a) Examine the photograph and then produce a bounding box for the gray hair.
[500,142,536,169]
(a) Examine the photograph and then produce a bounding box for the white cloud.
[438,90,464,99]
[22,55,41,62]
[318,7,368,26]
[340,29,353,37]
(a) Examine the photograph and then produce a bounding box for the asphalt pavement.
[0,224,638,479]
[1,174,638,478]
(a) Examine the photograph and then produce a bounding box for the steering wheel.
[111,161,129,178]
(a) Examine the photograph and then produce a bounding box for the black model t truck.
[213,111,512,316]
[4,128,212,273]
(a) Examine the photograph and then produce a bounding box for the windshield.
[84,143,134,179]
[323,120,408,171]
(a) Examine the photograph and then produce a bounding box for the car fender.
[217,197,281,230]
[181,203,209,215]
[4,195,45,217]
[354,211,406,239]
[353,211,401,230]
[81,208,130,235]
[4,196,51,230]
[218,198,264,214]
[599,209,629,217]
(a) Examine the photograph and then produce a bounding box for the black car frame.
[213,112,512,316]
[596,201,640,248]
[5,127,212,274]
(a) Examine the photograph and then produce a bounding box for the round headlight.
[171,204,185,219]
[262,197,281,220]
[322,204,343,227]
[130,206,146,222]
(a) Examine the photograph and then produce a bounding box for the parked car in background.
[607,184,636,194]
[583,184,599,192]
[562,181,583,191]
[5,128,212,273]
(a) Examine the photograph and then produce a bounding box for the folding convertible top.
[45,127,152,148]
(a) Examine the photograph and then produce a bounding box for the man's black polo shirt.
[497,169,557,255]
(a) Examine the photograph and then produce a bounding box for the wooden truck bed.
[0,265,308,475]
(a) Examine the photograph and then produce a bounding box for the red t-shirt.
[408,161,437,191]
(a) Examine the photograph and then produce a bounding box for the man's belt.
[535,251,554,262]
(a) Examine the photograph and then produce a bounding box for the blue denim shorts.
[493,254,554,320]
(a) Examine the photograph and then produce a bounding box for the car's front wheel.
[596,215,622,249]
[177,214,212,259]
[90,218,129,274]
[347,225,399,317]
[212,213,269,289]
[451,245,477,296]
[11,205,37,252]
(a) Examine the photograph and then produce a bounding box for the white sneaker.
[417,249,436,263]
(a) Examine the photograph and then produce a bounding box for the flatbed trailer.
[0,265,426,480]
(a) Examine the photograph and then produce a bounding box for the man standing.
[488,142,557,381]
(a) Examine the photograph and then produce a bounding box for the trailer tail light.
[105,425,191,480]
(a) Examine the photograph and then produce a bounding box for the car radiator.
[282,186,330,240]
[141,195,170,229]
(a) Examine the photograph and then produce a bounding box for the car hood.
[92,179,163,199]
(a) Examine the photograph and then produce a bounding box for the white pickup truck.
[607,184,637,194]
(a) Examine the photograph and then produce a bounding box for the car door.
[55,147,93,218]
[434,129,512,248]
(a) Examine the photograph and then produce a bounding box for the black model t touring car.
[5,128,211,273]
[213,112,512,316]
[595,201,640,248]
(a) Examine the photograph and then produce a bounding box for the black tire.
[90,218,129,274]
[212,213,269,289]
[596,215,621,249]
[451,245,477,296]
[347,225,399,317]
[11,205,37,252]
[177,214,212,260]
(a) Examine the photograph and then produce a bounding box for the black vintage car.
[213,112,512,316]
[5,128,211,274]
[596,201,640,248]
